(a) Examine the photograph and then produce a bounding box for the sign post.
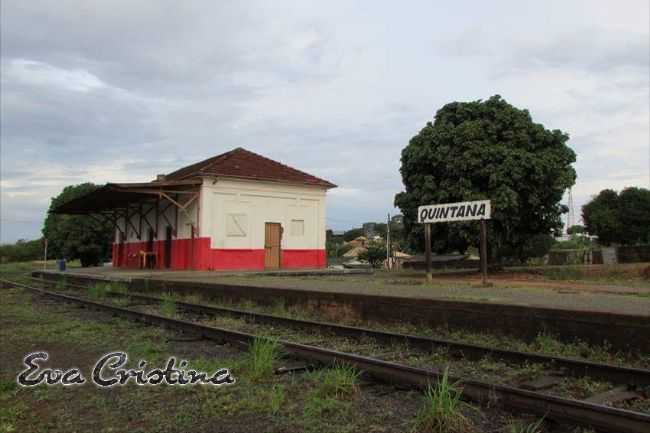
[424,223,432,282]
[418,200,491,284]
[480,219,488,285]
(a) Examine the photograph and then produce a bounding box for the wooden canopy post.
[155,196,160,240]
[424,223,432,282]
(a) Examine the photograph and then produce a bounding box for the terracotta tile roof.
[164,147,336,188]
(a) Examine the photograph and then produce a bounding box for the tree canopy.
[42,183,113,266]
[394,95,576,262]
[582,187,650,245]
[566,225,585,235]
[343,228,365,242]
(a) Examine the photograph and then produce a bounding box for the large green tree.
[42,183,113,266]
[394,95,576,262]
[582,189,621,245]
[582,187,650,245]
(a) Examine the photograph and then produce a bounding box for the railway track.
[3,277,650,433]
[26,275,650,388]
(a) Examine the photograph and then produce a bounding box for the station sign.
[418,200,491,224]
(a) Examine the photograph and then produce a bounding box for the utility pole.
[386,213,391,270]
[567,188,575,233]
[43,238,48,271]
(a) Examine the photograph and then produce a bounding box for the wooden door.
[264,222,282,269]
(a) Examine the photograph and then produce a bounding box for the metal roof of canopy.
[52,179,201,215]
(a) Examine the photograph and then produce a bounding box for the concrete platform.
[51,265,650,318]
[62,266,372,280]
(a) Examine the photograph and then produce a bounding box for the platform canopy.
[52,179,201,240]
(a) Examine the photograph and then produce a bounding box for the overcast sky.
[1,1,649,243]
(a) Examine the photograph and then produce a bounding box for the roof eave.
[205,174,336,189]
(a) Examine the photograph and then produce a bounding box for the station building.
[55,148,336,270]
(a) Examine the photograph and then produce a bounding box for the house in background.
[54,148,336,271]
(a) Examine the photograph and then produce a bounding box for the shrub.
[357,241,387,268]
[336,243,355,257]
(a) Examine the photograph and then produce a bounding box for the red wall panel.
[282,249,327,268]
[112,237,326,271]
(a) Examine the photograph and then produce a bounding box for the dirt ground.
[1,285,606,433]
[64,264,650,316]
[0,286,486,433]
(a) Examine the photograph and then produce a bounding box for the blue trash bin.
[57,259,66,272]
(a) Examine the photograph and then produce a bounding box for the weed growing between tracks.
[87,282,107,299]
[413,369,475,433]
[159,292,177,317]
[247,338,282,381]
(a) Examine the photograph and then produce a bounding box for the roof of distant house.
[343,246,367,258]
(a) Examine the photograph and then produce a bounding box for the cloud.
[507,30,649,75]
[1,0,649,241]
[4,59,106,92]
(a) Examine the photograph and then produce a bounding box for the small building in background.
[362,222,376,238]
[391,214,404,226]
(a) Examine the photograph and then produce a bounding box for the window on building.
[226,213,248,237]
[290,219,305,236]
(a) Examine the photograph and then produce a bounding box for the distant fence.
[548,245,650,265]
[616,245,650,263]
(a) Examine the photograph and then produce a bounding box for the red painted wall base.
[112,237,326,271]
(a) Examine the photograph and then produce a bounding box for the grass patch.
[126,339,166,362]
[506,418,544,433]
[246,338,281,380]
[311,363,360,399]
[302,363,359,429]
[107,281,128,294]
[110,296,130,307]
[269,384,286,415]
[413,369,474,433]
[55,276,67,291]
[541,267,585,281]
[303,395,349,423]
[159,293,177,317]
[531,332,618,364]
[87,282,108,299]
[182,294,203,305]
[1,378,23,433]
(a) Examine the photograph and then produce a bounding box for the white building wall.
[199,177,327,250]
